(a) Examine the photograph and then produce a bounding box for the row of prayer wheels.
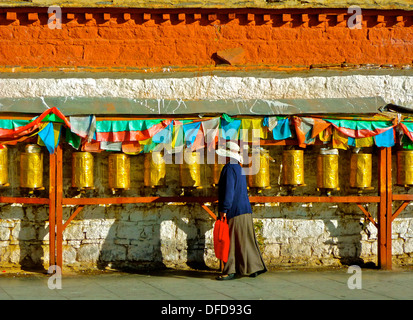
[2,144,413,191]
[315,148,372,192]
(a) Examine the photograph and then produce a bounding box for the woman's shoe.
[216,273,235,281]
[249,269,266,278]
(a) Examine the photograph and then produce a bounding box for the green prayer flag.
[65,127,81,149]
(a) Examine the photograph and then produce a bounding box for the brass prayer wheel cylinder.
[211,154,225,186]
[72,152,94,189]
[316,149,339,190]
[180,151,202,188]
[350,153,372,189]
[397,150,413,186]
[212,163,225,186]
[144,152,166,187]
[108,153,130,190]
[282,150,304,186]
[20,144,43,189]
[248,149,270,189]
[0,146,8,186]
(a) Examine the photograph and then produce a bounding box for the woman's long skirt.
[223,213,267,276]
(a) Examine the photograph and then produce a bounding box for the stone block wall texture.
[1,144,413,270]
[0,8,412,71]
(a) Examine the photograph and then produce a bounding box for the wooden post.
[55,144,63,271]
[48,151,56,270]
[385,147,393,269]
[378,147,387,269]
[378,147,392,270]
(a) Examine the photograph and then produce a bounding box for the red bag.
[213,216,230,263]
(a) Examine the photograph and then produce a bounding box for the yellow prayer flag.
[332,128,348,150]
[240,119,267,142]
[355,136,374,148]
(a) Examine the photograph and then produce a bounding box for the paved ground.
[0,266,413,301]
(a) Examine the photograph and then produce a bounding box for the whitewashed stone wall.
[0,71,412,107]
[0,71,413,270]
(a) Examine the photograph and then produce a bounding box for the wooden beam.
[28,13,38,21]
[0,197,49,204]
[63,206,84,231]
[48,151,56,269]
[356,204,378,228]
[208,14,217,21]
[200,204,217,221]
[61,195,380,206]
[392,201,410,222]
[378,147,388,269]
[55,144,63,271]
[386,147,393,269]
[6,12,17,21]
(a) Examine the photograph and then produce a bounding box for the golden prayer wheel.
[316,149,339,190]
[397,150,413,186]
[0,146,8,186]
[248,148,271,189]
[20,144,43,189]
[72,152,94,189]
[180,151,202,188]
[282,150,305,186]
[350,153,372,189]
[144,151,166,188]
[108,153,130,190]
[211,154,225,187]
[212,163,225,187]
